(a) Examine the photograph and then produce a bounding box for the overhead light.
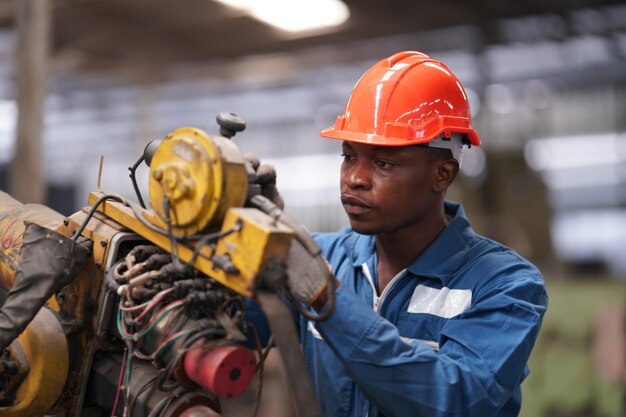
[215,0,350,33]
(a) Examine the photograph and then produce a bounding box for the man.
[267,51,548,417]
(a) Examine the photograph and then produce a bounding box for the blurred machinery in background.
[0,113,330,417]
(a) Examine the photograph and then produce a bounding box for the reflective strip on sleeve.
[407,285,472,318]
[400,336,440,351]
[307,321,324,340]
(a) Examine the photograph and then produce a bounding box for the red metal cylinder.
[183,344,256,399]
[177,405,221,417]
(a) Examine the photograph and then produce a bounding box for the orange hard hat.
[320,51,481,149]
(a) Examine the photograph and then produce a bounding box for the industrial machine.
[0,113,332,417]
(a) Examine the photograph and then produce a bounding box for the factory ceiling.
[2,0,626,83]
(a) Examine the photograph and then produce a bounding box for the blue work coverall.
[301,201,548,417]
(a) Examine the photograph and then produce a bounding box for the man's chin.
[348,220,378,236]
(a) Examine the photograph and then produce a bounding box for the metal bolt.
[152,168,163,181]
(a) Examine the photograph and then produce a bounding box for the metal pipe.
[256,291,322,417]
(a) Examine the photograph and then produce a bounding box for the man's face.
[340,141,446,236]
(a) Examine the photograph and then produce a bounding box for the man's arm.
[314,271,547,417]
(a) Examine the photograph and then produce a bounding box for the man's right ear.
[432,159,459,193]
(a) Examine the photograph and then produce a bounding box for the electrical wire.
[112,262,128,282]
[128,153,147,209]
[123,287,175,320]
[110,348,128,417]
[122,270,162,299]
[70,192,190,243]
[126,375,159,417]
[73,187,242,254]
[157,327,227,392]
[259,334,275,367]
[118,299,186,342]
[148,391,176,417]
[72,194,126,241]
[285,286,336,322]
[190,220,243,264]
[123,340,134,417]
[162,197,182,268]
[246,322,266,417]
[151,329,195,360]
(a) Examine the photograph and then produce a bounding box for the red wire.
[132,299,186,335]
[132,288,175,323]
[110,348,127,417]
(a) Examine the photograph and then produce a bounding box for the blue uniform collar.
[343,201,473,286]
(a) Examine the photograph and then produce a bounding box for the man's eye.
[375,160,393,169]
[341,153,354,161]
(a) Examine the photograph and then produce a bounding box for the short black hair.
[411,144,454,162]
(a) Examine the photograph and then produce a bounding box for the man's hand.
[244,154,338,315]
[244,153,285,210]
[286,237,337,311]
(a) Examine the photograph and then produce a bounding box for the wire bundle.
[107,243,266,417]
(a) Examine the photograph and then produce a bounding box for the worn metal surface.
[51,209,125,416]
[88,192,293,296]
[1,308,69,417]
[148,127,248,236]
[0,191,64,291]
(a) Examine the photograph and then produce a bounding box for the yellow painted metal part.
[0,191,65,291]
[148,127,248,236]
[216,208,293,293]
[88,191,293,296]
[1,308,69,417]
[51,209,122,318]
[50,209,126,416]
[0,192,126,415]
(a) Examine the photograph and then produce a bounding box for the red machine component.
[184,343,257,399]
[178,405,222,417]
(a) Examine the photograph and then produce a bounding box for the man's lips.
[341,194,373,215]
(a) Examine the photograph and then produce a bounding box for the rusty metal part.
[52,210,129,417]
[0,338,29,406]
[148,127,248,236]
[0,222,92,351]
[87,352,222,417]
[0,191,64,291]
[0,307,69,417]
[88,192,293,297]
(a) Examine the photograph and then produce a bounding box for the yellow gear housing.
[148,127,248,236]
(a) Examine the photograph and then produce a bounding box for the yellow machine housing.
[0,124,299,416]
[0,191,129,416]
[148,127,249,236]
[88,192,293,296]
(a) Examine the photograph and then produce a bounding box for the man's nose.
[343,160,372,190]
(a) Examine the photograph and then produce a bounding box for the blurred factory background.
[0,0,625,416]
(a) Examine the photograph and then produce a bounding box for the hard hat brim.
[319,124,481,147]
